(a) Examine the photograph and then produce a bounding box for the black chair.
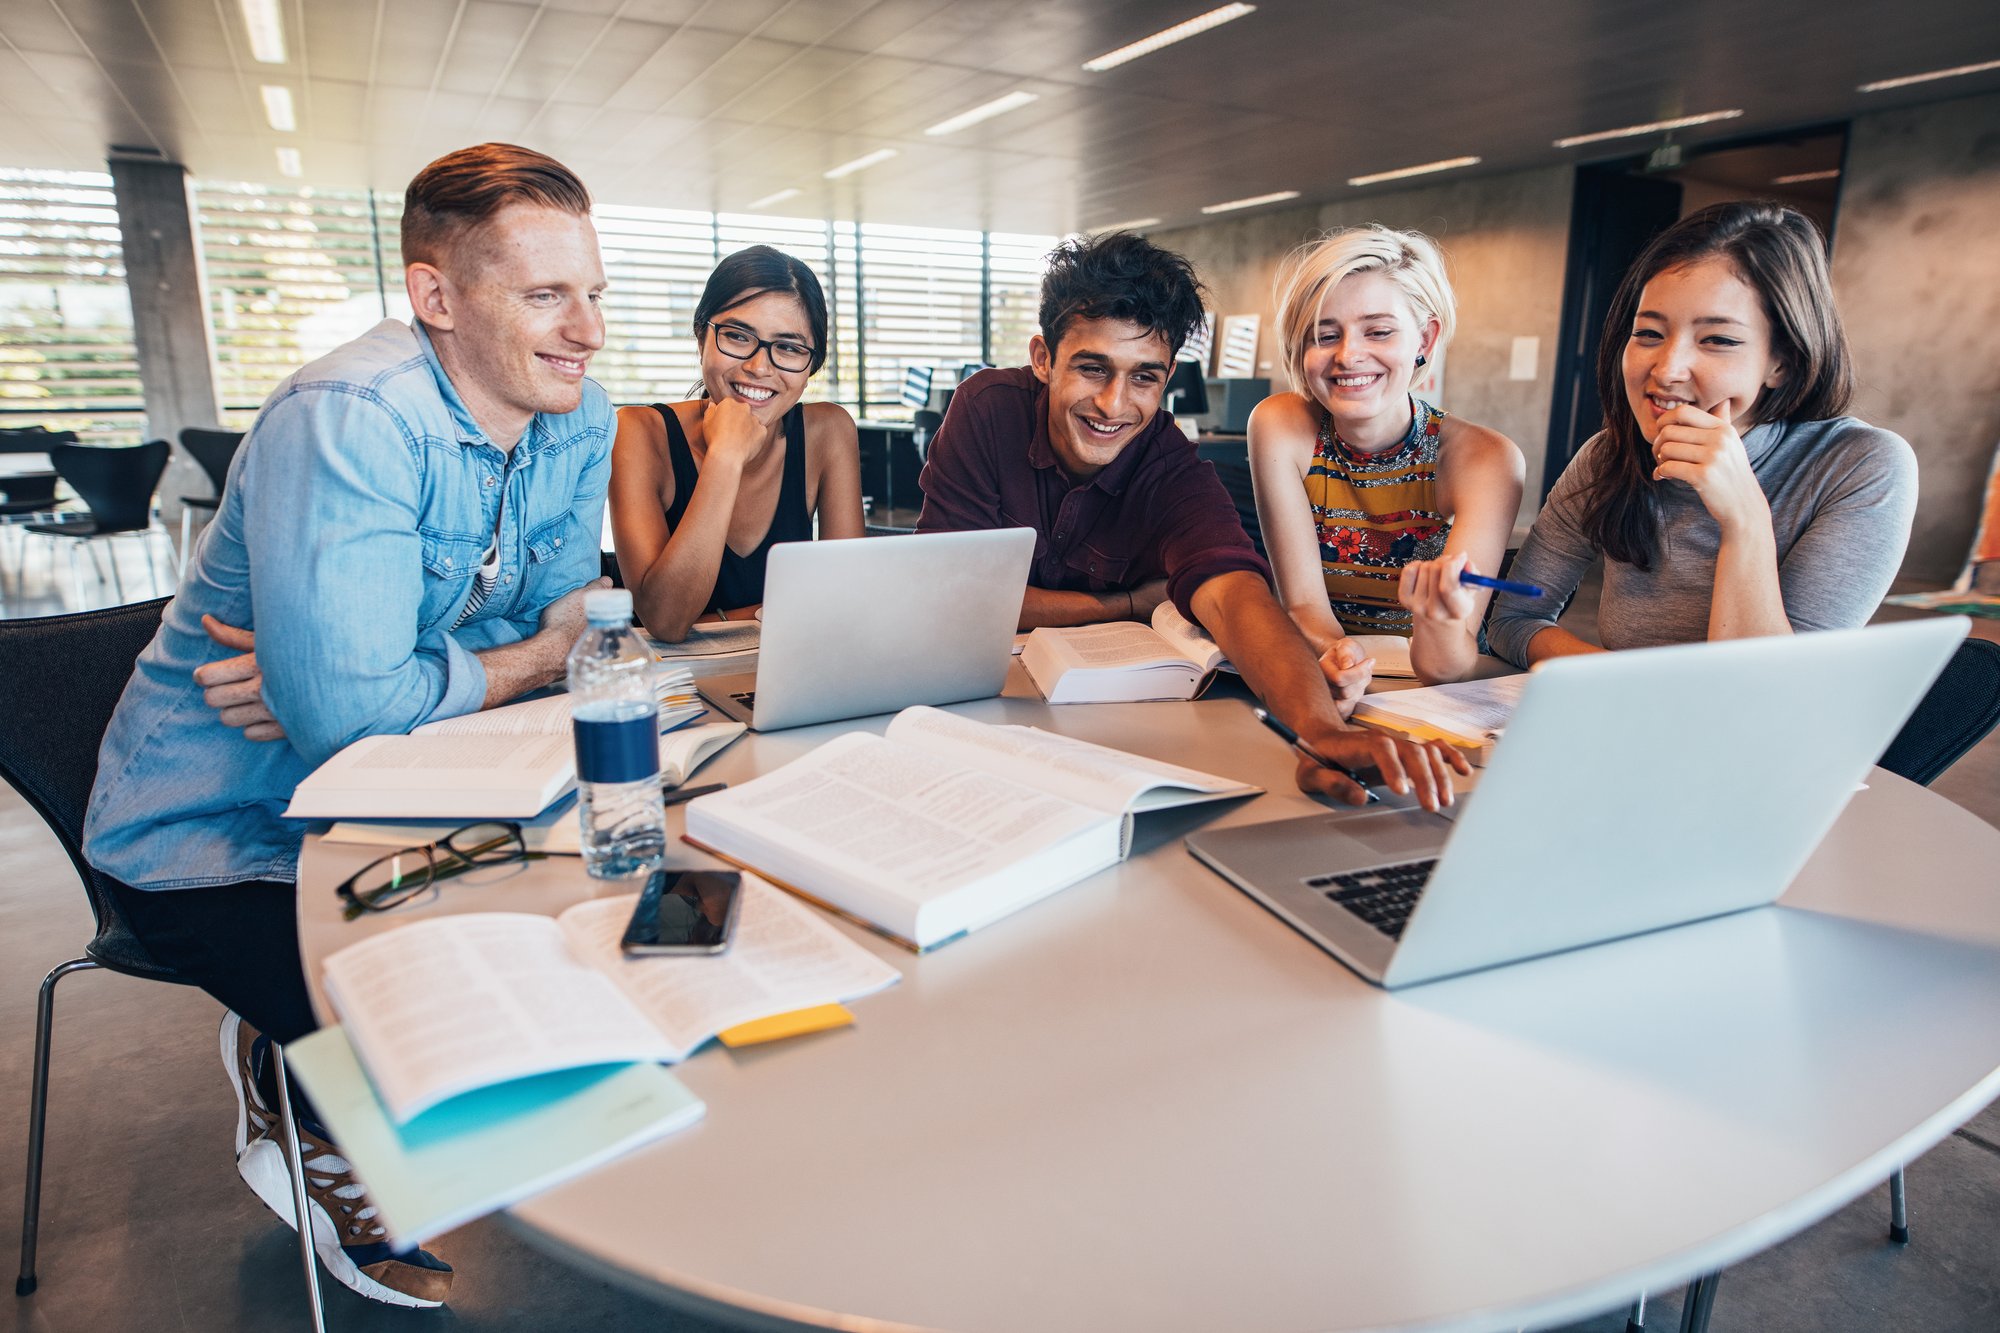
[176,427,245,561]
[1,600,325,1325]
[911,409,943,459]
[1624,635,2000,1332]
[23,440,174,602]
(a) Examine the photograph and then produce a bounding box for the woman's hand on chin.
[1649,403,1771,537]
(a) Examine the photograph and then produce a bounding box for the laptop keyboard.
[1306,859,1438,939]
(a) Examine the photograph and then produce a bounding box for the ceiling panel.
[0,0,1994,235]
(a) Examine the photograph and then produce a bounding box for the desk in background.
[295,692,2000,1333]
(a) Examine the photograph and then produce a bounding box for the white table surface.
[296,684,2000,1333]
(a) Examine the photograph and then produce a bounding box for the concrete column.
[108,154,221,539]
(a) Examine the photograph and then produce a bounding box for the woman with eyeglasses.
[610,244,864,641]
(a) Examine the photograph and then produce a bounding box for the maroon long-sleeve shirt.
[915,367,1268,621]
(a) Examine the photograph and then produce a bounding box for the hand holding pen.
[1254,708,1467,813]
[1399,553,1543,633]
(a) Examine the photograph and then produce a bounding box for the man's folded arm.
[247,390,488,768]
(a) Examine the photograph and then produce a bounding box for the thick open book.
[285,671,704,820]
[320,874,900,1124]
[1021,603,1233,703]
[319,720,745,855]
[683,705,1261,951]
[1352,672,1527,766]
[285,1026,704,1248]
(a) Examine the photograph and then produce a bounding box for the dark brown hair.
[1039,231,1207,358]
[401,143,592,270]
[1580,200,1855,570]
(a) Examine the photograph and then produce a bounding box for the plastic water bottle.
[567,588,666,878]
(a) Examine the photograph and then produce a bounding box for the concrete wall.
[1152,164,1574,529]
[1830,90,2000,585]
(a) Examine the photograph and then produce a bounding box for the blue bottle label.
[574,706,658,784]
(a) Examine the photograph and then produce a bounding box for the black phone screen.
[621,869,743,953]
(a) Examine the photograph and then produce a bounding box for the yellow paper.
[717,1003,855,1047]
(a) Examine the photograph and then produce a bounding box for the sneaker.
[220,1012,454,1308]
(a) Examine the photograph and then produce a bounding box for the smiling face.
[1302,270,1437,445]
[1029,317,1173,481]
[417,203,606,446]
[1622,255,1787,443]
[698,290,815,419]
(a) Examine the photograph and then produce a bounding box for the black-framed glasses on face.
[702,321,815,374]
[336,820,547,921]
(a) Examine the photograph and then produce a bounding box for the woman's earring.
[1414,354,1428,369]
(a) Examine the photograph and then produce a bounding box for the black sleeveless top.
[655,402,812,614]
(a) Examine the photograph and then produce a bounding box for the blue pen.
[1459,571,1545,599]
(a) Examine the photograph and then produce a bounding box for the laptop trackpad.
[1329,804,1457,861]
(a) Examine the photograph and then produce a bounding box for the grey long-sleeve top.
[1487,416,1917,668]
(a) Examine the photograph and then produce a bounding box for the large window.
[0,170,143,444]
[0,168,1059,432]
[195,181,403,427]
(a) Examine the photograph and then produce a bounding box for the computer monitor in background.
[1165,360,1209,418]
[1203,377,1270,433]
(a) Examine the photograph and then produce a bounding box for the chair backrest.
[1877,636,2000,785]
[0,425,79,453]
[912,409,944,458]
[0,598,169,962]
[50,439,171,534]
[178,427,246,496]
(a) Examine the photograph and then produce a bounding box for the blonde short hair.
[1273,226,1457,395]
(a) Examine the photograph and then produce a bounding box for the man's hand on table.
[1292,721,1469,812]
[194,615,286,741]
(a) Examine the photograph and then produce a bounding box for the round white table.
[297,692,2000,1333]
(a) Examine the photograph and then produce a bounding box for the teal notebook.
[286,1026,704,1248]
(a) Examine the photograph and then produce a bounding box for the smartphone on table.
[620,869,743,956]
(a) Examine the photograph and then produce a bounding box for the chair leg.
[179,508,192,572]
[1627,1292,1647,1330]
[1889,1166,1909,1243]
[1676,1273,1720,1333]
[106,539,126,602]
[272,1045,327,1332]
[16,957,101,1297]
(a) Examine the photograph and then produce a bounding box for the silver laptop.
[1187,617,1968,989]
[699,528,1034,732]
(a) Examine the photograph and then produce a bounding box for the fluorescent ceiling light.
[926,91,1039,137]
[1553,109,1743,149]
[1772,169,1840,185]
[823,148,898,180]
[1348,155,1481,187]
[1200,189,1298,214]
[275,146,302,178]
[259,85,296,133]
[1090,217,1162,232]
[1859,58,2000,92]
[747,187,803,210]
[1083,4,1256,72]
[239,0,287,64]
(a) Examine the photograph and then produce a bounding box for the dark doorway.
[1542,126,1850,499]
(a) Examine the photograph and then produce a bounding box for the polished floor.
[2,534,1998,1331]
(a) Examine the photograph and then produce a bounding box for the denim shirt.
[85,319,613,890]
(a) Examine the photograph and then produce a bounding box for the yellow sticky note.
[717,1003,855,1048]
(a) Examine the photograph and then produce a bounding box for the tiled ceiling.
[0,0,1996,232]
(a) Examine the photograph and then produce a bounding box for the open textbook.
[320,874,901,1125]
[286,1027,704,1248]
[285,671,705,820]
[683,705,1260,950]
[1023,602,1415,702]
[320,721,745,855]
[1352,672,1528,766]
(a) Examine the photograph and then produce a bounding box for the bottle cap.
[583,588,634,624]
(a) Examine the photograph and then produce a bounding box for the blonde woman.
[1249,226,1523,685]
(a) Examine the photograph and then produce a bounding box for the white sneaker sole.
[223,1015,442,1309]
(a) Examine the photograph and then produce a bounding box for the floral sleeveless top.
[1303,397,1450,637]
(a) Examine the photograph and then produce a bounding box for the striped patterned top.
[1305,397,1450,637]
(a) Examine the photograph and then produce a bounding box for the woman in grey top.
[1414,201,1916,666]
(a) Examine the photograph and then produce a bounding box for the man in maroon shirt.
[917,232,1464,809]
